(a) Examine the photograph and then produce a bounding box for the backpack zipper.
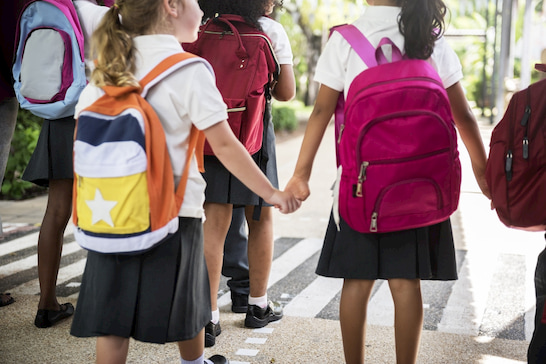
[338,80,445,146]
[354,109,454,174]
[369,178,443,232]
[355,148,450,198]
[201,31,280,68]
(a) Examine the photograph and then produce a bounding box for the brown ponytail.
[91,0,166,87]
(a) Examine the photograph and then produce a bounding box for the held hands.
[266,189,301,214]
[285,175,310,202]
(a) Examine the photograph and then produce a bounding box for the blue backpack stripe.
[76,113,146,149]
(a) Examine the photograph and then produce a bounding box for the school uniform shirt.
[75,34,228,219]
[315,5,463,97]
[74,0,109,79]
[258,16,293,65]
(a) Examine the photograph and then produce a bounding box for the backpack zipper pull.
[337,124,345,144]
[370,212,378,232]
[523,137,529,160]
[520,106,531,126]
[505,150,513,181]
[355,161,369,197]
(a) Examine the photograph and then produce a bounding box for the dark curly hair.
[394,0,448,59]
[198,0,273,29]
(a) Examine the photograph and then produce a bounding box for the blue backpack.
[12,0,86,119]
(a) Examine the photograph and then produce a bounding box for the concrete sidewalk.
[0,118,534,363]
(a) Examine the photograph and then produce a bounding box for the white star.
[85,189,118,227]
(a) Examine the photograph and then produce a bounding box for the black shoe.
[34,302,74,328]
[231,292,248,313]
[205,320,221,347]
[207,354,229,364]
[244,301,283,328]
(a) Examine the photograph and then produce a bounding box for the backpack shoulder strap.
[333,24,377,68]
[333,25,404,67]
[139,52,210,208]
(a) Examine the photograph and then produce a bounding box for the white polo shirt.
[315,6,463,97]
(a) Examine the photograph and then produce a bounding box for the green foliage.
[272,102,298,132]
[1,109,44,200]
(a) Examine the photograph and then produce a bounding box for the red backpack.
[486,64,546,230]
[332,25,461,233]
[182,14,279,156]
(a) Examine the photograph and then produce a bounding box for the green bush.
[1,109,44,200]
[272,104,298,132]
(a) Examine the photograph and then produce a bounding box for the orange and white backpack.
[72,53,209,254]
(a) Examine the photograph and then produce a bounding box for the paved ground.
[0,117,540,363]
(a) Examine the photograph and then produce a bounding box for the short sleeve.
[313,31,350,92]
[431,36,463,89]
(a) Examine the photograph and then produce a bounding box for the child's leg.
[203,202,233,311]
[177,329,205,361]
[244,206,273,299]
[388,278,423,364]
[96,335,130,364]
[339,279,375,364]
[37,178,72,310]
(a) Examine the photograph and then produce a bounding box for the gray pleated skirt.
[70,217,211,343]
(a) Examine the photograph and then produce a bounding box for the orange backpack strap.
[175,126,205,207]
[139,52,211,209]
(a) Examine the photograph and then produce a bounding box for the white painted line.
[229,361,250,364]
[218,237,322,309]
[0,241,82,278]
[268,238,323,287]
[11,258,87,295]
[0,224,74,258]
[367,281,394,326]
[235,349,259,356]
[245,337,267,344]
[253,327,274,334]
[283,276,342,317]
[437,248,497,336]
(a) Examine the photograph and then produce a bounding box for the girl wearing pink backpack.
[286,0,491,363]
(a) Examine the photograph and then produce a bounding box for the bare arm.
[285,85,340,201]
[204,120,301,213]
[271,64,296,101]
[446,82,491,199]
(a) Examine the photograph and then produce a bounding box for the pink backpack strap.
[335,25,406,66]
[333,24,377,67]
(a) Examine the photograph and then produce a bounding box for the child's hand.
[267,190,301,214]
[285,176,310,202]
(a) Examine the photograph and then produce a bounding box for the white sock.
[211,308,220,324]
[248,294,268,308]
[181,353,204,364]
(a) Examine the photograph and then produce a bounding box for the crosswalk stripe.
[283,276,342,317]
[10,259,87,296]
[0,241,81,278]
[0,224,74,259]
[438,248,498,336]
[0,226,540,342]
[217,237,322,309]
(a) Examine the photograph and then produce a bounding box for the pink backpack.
[333,25,461,233]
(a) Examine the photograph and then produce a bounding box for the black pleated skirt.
[316,212,458,281]
[22,116,75,187]
[70,217,211,344]
[202,111,278,206]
